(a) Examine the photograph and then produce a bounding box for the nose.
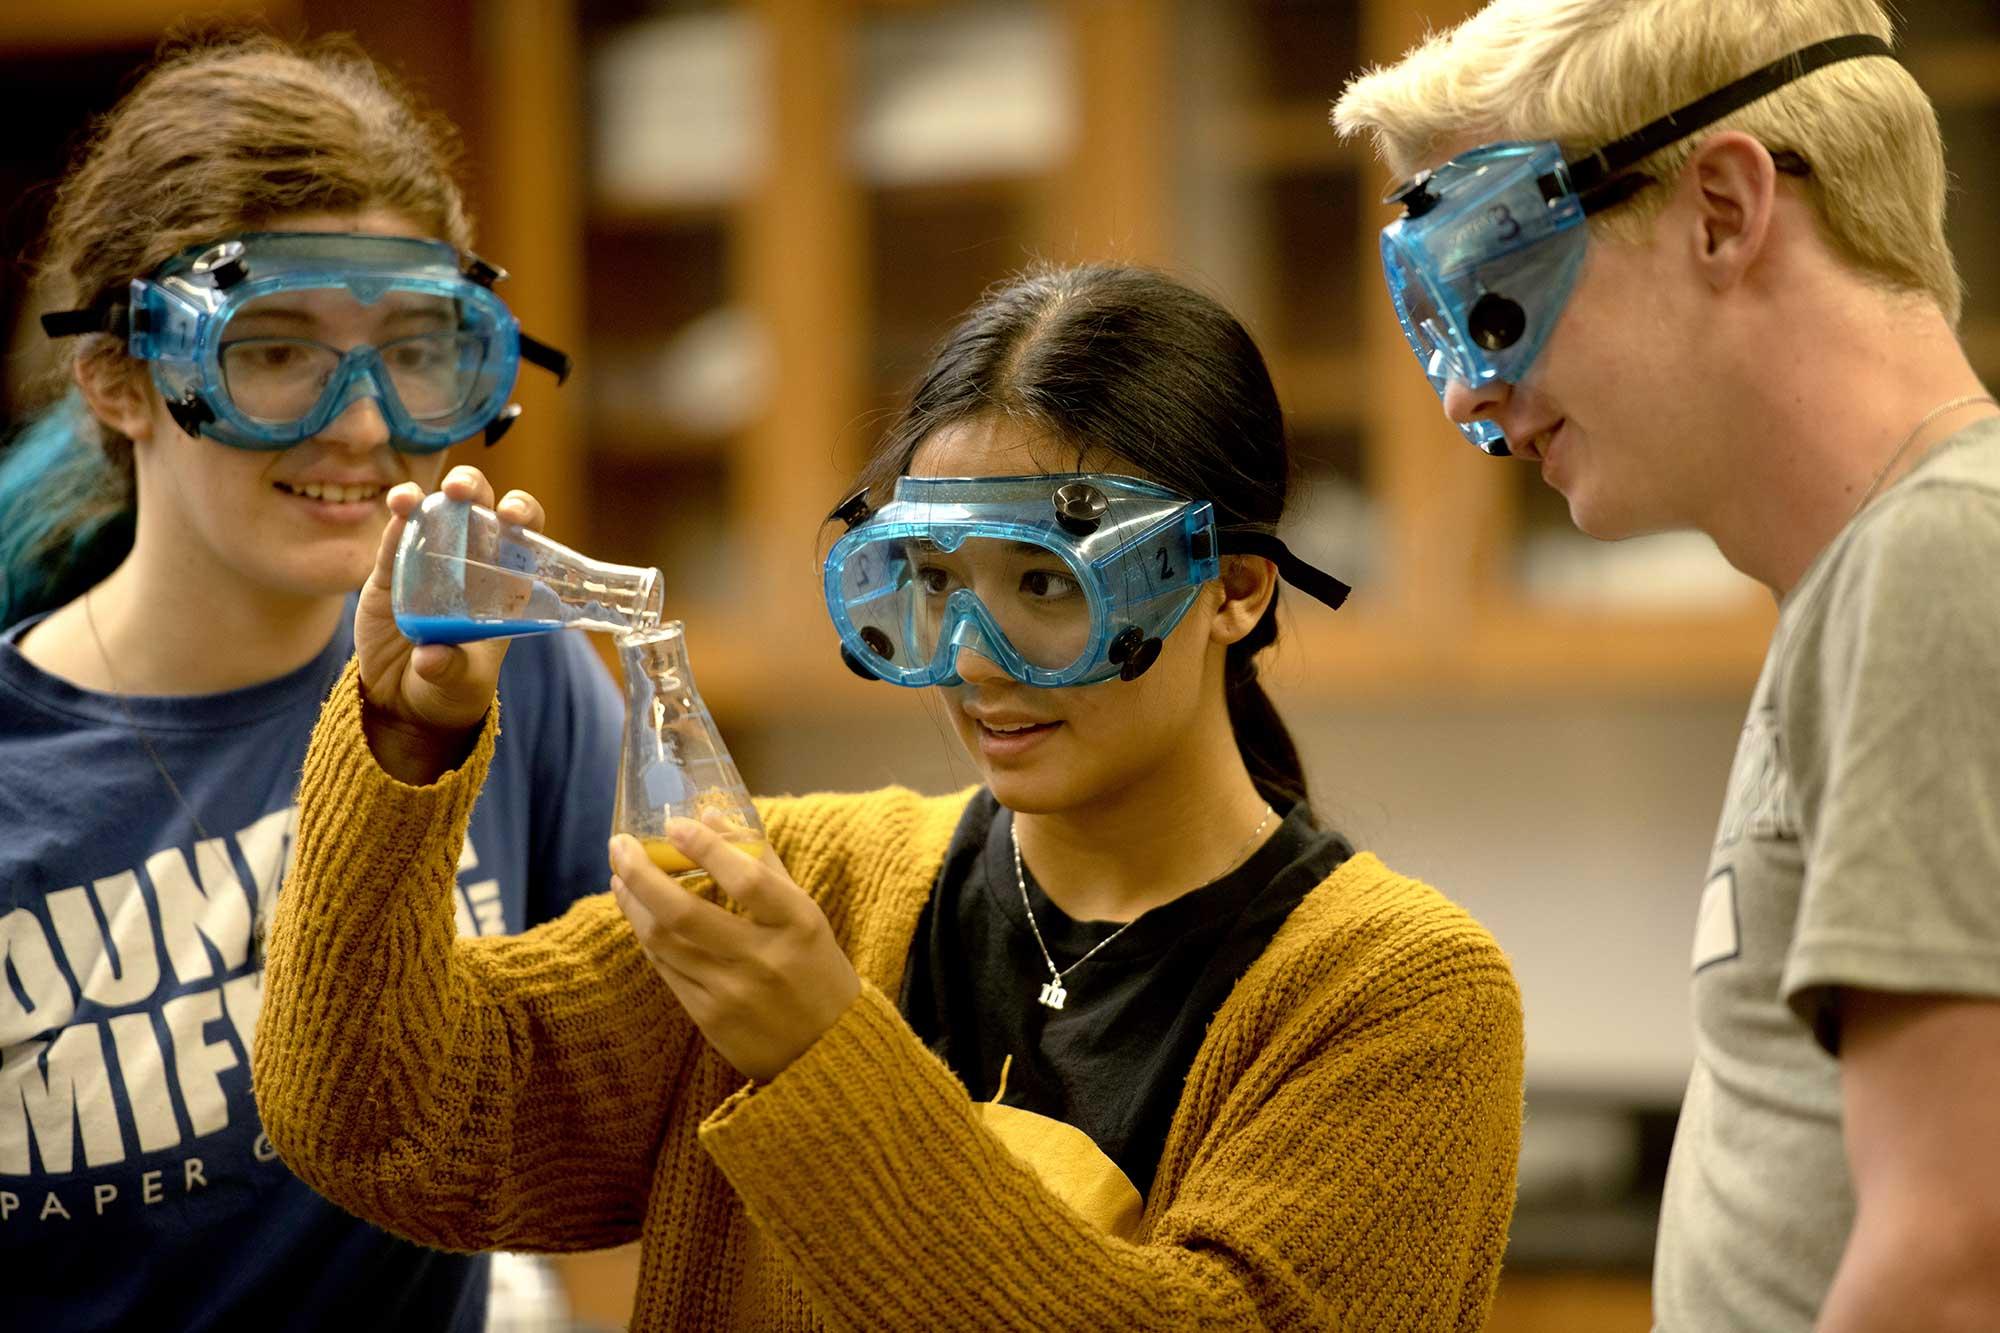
[953,642,1011,685]
[1442,376,1511,434]
[317,395,393,454]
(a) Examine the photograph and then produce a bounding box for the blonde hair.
[1331,0,1961,324]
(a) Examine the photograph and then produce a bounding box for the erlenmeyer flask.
[393,491,665,645]
[613,622,767,881]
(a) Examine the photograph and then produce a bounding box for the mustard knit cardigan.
[253,664,1524,1331]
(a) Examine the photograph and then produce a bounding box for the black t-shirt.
[899,790,1352,1199]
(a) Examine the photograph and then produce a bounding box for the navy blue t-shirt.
[0,607,622,1333]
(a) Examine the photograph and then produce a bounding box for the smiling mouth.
[276,481,386,504]
[1513,422,1563,462]
[976,719,1059,737]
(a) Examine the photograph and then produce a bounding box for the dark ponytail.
[852,262,1318,817]
[1225,603,1307,811]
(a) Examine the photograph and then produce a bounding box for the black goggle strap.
[40,296,127,340]
[519,332,573,385]
[459,246,569,387]
[1219,529,1351,612]
[43,256,576,389]
[818,492,1353,612]
[43,295,575,397]
[1548,33,1894,214]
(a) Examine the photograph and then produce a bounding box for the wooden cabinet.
[15,1,1999,719]
[547,0,1791,722]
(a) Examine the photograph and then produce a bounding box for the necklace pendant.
[1037,979,1068,1010]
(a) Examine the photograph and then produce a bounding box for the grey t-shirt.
[1653,416,2000,1332]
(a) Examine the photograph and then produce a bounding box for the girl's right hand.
[355,466,547,784]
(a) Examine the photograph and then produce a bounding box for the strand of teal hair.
[0,392,135,628]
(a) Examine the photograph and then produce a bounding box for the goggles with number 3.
[822,472,1350,689]
[1379,33,1892,456]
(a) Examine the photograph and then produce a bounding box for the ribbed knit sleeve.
[251,659,694,1254]
[696,857,1524,1332]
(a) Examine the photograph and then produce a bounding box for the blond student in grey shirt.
[1335,1,2000,1328]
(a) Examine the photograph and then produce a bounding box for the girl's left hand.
[608,822,862,1082]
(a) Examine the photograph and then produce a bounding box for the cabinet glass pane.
[1283,424,1377,592]
[1510,468,1758,613]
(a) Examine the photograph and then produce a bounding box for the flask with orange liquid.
[613,621,766,883]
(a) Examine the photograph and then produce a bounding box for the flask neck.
[555,559,664,632]
[618,621,696,696]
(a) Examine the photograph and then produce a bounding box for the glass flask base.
[638,834,768,880]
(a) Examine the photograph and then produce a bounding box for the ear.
[72,350,158,445]
[1210,555,1278,648]
[1680,130,1779,291]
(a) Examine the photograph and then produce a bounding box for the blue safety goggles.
[823,472,1350,689]
[1378,33,1892,456]
[42,232,571,453]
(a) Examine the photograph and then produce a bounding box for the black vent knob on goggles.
[821,472,1350,690]
[41,231,574,454]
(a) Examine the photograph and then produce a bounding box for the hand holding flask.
[392,491,664,645]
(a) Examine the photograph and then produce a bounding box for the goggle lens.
[839,534,1095,676]
[220,332,487,426]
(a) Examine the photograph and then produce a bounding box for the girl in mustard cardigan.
[254,265,1524,1331]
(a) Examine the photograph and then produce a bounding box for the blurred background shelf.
[0,0,1826,713]
[5,2,1997,1327]
[8,5,1995,702]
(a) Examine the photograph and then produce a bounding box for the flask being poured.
[393,491,664,644]
[614,622,767,880]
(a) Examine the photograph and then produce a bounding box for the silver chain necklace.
[1011,802,1275,1011]
[83,589,215,846]
[1849,393,1998,523]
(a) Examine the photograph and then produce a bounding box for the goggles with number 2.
[823,472,1350,689]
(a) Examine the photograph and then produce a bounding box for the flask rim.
[615,618,685,647]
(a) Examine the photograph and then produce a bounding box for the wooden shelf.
[61,0,1957,717]
[588,412,737,462]
[1264,600,1775,705]
[587,198,733,233]
[1270,350,1365,430]
[675,594,1778,724]
[1906,42,2000,105]
[865,169,1050,202]
[1964,316,2000,374]
[1206,103,1370,173]
[0,0,289,46]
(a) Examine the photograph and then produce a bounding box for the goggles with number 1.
[42,231,571,453]
[823,472,1350,689]
[1380,33,1892,456]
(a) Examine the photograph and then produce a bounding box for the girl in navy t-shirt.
[0,33,619,1333]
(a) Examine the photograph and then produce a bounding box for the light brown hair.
[1,30,474,622]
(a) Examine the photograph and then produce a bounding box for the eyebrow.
[224,306,315,329]
[904,538,1058,560]
[225,301,458,334]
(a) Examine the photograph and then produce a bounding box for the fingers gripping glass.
[41,231,573,453]
[1376,33,1894,456]
[823,473,1352,689]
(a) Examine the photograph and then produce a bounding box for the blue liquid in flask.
[395,615,562,646]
